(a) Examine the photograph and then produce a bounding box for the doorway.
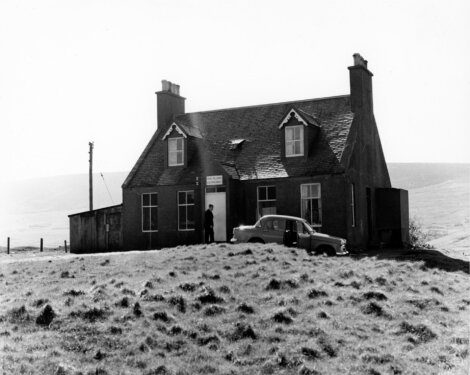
[205,188,227,241]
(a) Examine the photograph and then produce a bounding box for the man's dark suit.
[204,208,214,244]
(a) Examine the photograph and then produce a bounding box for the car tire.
[248,238,265,244]
[315,245,335,257]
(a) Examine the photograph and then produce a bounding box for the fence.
[5,237,68,254]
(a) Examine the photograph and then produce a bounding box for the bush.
[409,218,433,250]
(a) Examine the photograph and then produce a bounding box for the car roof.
[259,214,306,221]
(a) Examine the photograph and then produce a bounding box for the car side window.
[273,219,286,232]
[261,219,274,230]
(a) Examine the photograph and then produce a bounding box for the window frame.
[168,137,184,167]
[285,125,304,157]
[178,190,195,231]
[351,183,356,228]
[300,183,322,227]
[257,185,277,219]
[142,192,158,232]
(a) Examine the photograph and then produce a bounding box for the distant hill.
[0,172,127,248]
[387,163,470,190]
[0,164,468,252]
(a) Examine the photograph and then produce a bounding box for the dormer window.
[168,137,184,166]
[285,125,304,157]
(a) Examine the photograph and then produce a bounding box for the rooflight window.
[229,139,245,150]
[285,125,304,157]
[168,137,184,166]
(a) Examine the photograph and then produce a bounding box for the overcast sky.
[1,0,469,182]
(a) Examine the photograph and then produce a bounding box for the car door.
[296,221,312,251]
[260,218,285,244]
[283,219,299,247]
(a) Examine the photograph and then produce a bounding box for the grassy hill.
[0,244,468,374]
[0,164,468,251]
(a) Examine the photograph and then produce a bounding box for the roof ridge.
[176,94,350,118]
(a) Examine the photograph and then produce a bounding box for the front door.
[205,191,226,241]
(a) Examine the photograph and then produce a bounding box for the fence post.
[40,238,43,252]
[64,240,68,253]
[7,237,10,254]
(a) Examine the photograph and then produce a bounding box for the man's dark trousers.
[204,209,214,244]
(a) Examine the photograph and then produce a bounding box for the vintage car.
[230,214,348,256]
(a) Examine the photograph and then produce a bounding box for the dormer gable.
[162,122,188,140]
[279,107,321,159]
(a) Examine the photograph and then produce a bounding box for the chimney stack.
[156,80,185,129]
[348,53,373,113]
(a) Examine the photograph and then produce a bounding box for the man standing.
[204,204,214,244]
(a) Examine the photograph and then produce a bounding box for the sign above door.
[206,175,223,186]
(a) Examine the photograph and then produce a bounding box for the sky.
[1,0,469,182]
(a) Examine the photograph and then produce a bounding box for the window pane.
[142,194,150,206]
[179,206,186,229]
[150,207,158,230]
[267,186,276,200]
[178,192,186,204]
[301,185,308,198]
[176,150,183,164]
[186,205,194,229]
[274,219,285,232]
[286,141,294,156]
[310,184,319,198]
[169,151,177,165]
[259,201,276,217]
[294,126,301,139]
[143,207,150,231]
[176,138,183,150]
[311,199,321,225]
[301,198,310,222]
[169,138,176,151]
[294,140,301,155]
[150,193,158,206]
[258,187,267,201]
[262,219,273,230]
[187,191,194,204]
[285,127,293,141]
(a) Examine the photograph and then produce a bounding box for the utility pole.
[89,141,94,211]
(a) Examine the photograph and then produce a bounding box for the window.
[285,125,304,157]
[178,191,195,230]
[168,137,184,166]
[142,193,158,232]
[261,218,285,232]
[301,183,322,227]
[351,183,356,227]
[257,186,276,218]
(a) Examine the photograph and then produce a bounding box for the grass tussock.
[0,243,468,374]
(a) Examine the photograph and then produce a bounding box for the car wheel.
[315,245,335,257]
[248,238,265,244]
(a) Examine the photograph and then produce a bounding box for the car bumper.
[336,244,349,256]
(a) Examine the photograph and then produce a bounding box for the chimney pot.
[170,83,180,96]
[162,80,171,91]
[353,53,368,68]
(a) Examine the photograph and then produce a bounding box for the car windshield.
[303,221,315,234]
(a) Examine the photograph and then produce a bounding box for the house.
[119,53,409,251]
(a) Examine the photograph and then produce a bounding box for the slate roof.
[123,95,354,188]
